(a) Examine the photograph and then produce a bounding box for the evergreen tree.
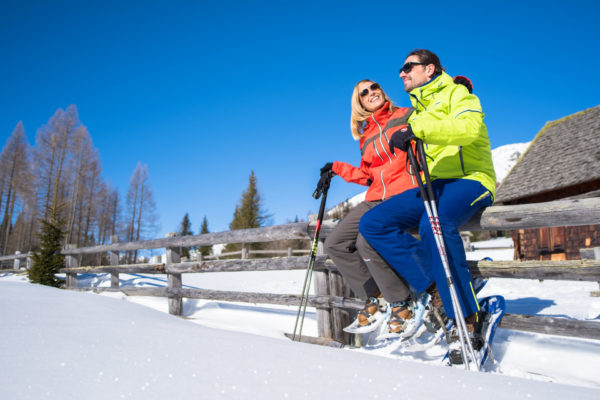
[28,210,65,287]
[177,213,193,259]
[225,171,269,256]
[199,216,211,257]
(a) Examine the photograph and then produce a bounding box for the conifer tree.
[199,215,211,257]
[225,171,269,256]
[28,209,65,287]
[178,213,193,259]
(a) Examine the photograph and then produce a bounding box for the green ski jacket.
[407,72,496,199]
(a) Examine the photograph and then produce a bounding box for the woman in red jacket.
[321,80,432,336]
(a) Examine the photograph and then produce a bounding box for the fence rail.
[2,197,600,345]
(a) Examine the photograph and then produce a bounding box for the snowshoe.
[399,276,489,353]
[374,292,431,342]
[444,295,505,368]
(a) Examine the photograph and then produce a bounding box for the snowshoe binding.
[444,295,505,368]
[343,296,389,334]
[374,291,431,342]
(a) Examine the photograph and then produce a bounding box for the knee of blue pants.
[358,208,381,241]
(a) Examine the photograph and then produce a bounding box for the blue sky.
[1,0,599,237]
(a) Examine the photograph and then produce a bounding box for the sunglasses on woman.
[399,62,427,74]
[359,83,380,97]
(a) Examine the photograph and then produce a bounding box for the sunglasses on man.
[359,83,380,97]
[399,62,427,75]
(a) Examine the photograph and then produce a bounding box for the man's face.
[399,55,434,92]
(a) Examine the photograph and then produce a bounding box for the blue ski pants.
[359,178,493,319]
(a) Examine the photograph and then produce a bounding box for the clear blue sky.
[1,0,599,237]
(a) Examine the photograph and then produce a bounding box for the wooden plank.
[284,333,345,348]
[464,197,600,231]
[0,252,31,261]
[59,264,166,274]
[499,314,600,340]
[71,286,334,308]
[62,222,310,255]
[60,257,600,283]
[312,197,600,240]
[69,285,600,340]
[59,256,328,274]
[468,259,600,281]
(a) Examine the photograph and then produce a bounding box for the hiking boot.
[448,311,486,365]
[388,301,413,334]
[358,296,384,327]
[424,284,448,333]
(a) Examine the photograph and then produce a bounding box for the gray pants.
[324,201,410,303]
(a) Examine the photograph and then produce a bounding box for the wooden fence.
[3,197,600,346]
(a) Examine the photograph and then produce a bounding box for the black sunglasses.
[399,62,427,74]
[359,83,380,97]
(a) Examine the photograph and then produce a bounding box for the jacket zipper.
[372,115,393,164]
[380,169,386,200]
[458,146,466,175]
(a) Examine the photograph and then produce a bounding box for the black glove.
[313,172,333,199]
[313,164,334,199]
[366,178,373,186]
[320,162,333,175]
[453,75,473,94]
[388,125,416,154]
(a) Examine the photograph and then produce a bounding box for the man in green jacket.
[359,49,496,365]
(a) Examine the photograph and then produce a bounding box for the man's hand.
[388,125,416,154]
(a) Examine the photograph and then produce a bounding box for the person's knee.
[358,208,383,238]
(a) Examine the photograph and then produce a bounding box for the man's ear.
[426,64,436,79]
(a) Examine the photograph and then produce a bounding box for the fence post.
[26,254,32,270]
[287,247,292,257]
[313,240,333,339]
[109,235,120,288]
[166,232,183,315]
[241,244,247,259]
[328,270,351,345]
[592,247,600,297]
[64,244,78,288]
[13,251,21,270]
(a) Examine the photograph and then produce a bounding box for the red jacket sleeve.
[332,160,371,186]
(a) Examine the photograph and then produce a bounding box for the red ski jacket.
[332,103,417,202]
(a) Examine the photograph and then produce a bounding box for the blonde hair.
[350,80,395,140]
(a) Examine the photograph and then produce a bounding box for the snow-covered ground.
[1,238,599,399]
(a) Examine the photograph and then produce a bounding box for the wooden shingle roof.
[495,105,600,203]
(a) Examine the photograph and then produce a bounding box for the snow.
[1,238,600,398]
[492,142,531,183]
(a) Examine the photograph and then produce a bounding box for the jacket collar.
[408,72,453,108]
[365,102,392,129]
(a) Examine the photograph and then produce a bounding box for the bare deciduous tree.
[0,122,33,255]
[125,162,158,263]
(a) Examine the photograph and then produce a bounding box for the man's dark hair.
[408,49,445,77]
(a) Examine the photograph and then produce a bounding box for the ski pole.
[407,140,480,371]
[292,171,332,341]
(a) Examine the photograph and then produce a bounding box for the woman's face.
[358,81,385,112]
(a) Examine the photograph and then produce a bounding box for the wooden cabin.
[494,105,600,261]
